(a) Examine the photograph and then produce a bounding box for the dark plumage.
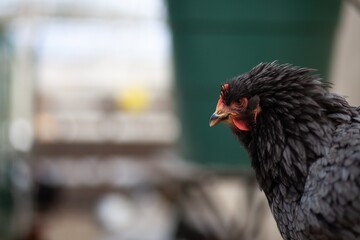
[209,62,360,240]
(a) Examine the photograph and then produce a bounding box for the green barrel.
[167,0,341,167]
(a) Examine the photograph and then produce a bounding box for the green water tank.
[167,0,341,168]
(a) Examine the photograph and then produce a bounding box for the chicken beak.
[209,112,227,127]
[209,112,220,127]
[210,97,230,127]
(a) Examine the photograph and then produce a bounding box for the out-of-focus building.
[1,1,180,239]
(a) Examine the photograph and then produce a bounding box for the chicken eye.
[236,98,248,109]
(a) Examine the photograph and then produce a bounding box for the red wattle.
[232,119,250,131]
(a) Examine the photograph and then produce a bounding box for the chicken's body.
[271,110,360,240]
[210,63,360,240]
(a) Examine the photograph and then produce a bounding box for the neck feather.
[239,92,355,197]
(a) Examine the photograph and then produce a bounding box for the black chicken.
[209,62,360,240]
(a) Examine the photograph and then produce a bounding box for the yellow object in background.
[116,85,150,112]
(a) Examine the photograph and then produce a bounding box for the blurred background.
[0,0,359,239]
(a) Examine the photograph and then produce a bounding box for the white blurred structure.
[2,0,177,145]
[331,1,360,106]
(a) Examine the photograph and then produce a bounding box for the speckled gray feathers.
[222,63,360,240]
